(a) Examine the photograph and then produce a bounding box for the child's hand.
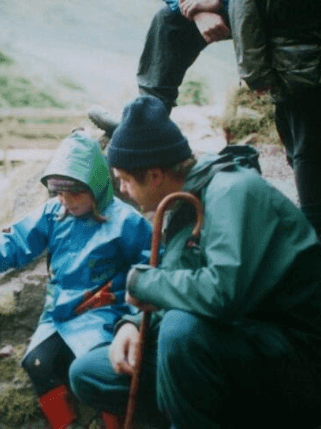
[179,0,221,21]
[194,12,229,43]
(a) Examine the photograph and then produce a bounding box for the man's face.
[113,168,161,212]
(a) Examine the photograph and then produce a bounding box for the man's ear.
[146,168,165,189]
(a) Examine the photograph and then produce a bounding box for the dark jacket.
[229,0,321,100]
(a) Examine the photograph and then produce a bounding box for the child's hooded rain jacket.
[0,130,152,357]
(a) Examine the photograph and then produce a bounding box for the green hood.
[184,145,261,194]
[41,130,113,212]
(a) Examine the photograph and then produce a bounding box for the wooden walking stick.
[123,191,204,429]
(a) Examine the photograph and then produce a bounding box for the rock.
[0,345,14,357]
[170,104,227,154]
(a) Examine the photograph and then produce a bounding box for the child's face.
[57,191,95,217]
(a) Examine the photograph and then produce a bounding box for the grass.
[0,387,39,424]
[56,76,84,91]
[0,50,74,109]
[0,52,14,66]
[17,117,69,124]
[220,85,280,145]
[177,78,210,106]
[0,344,40,424]
[0,75,67,109]
[176,78,279,146]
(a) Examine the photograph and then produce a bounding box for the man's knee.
[69,346,130,413]
[158,310,201,364]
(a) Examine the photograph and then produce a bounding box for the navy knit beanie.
[108,96,192,169]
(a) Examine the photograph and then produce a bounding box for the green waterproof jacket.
[229,0,321,100]
[126,147,321,340]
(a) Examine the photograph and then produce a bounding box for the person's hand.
[109,323,139,376]
[125,291,159,312]
[179,0,221,21]
[194,12,229,43]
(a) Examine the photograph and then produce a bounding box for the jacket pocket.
[271,41,321,95]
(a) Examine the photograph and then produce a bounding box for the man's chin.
[140,203,158,213]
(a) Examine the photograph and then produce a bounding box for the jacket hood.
[184,145,261,194]
[41,130,113,212]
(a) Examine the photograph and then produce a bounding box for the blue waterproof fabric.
[0,131,152,357]
[162,0,229,15]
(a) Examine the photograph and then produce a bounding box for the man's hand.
[125,291,159,312]
[194,12,229,43]
[109,323,139,376]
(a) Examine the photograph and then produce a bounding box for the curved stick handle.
[150,192,203,267]
[123,192,203,429]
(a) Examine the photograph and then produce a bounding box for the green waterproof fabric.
[126,150,321,334]
[41,130,113,212]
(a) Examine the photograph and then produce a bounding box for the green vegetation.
[56,76,84,92]
[0,51,14,66]
[0,356,17,382]
[0,345,40,424]
[0,388,39,423]
[17,117,69,124]
[0,50,68,109]
[0,75,67,109]
[220,85,280,145]
[177,79,279,146]
[178,78,210,106]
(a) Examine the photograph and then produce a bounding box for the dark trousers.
[275,90,321,239]
[22,333,75,396]
[69,329,169,428]
[157,310,321,429]
[70,309,321,429]
[137,6,207,113]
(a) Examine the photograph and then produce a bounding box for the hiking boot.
[88,105,120,138]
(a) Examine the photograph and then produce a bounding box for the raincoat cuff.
[113,314,143,335]
[126,264,150,296]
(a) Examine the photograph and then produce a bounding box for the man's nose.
[119,181,127,194]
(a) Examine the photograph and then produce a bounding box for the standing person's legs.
[137,6,208,113]
[275,91,321,239]
[88,7,207,136]
[157,310,321,429]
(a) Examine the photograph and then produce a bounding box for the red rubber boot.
[39,385,77,429]
[100,411,122,429]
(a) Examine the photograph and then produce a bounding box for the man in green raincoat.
[70,96,321,429]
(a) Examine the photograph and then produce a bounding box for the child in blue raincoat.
[0,129,152,429]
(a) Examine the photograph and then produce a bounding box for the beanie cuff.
[108,137,192,169]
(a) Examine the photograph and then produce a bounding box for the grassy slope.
[0,51,69,109]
